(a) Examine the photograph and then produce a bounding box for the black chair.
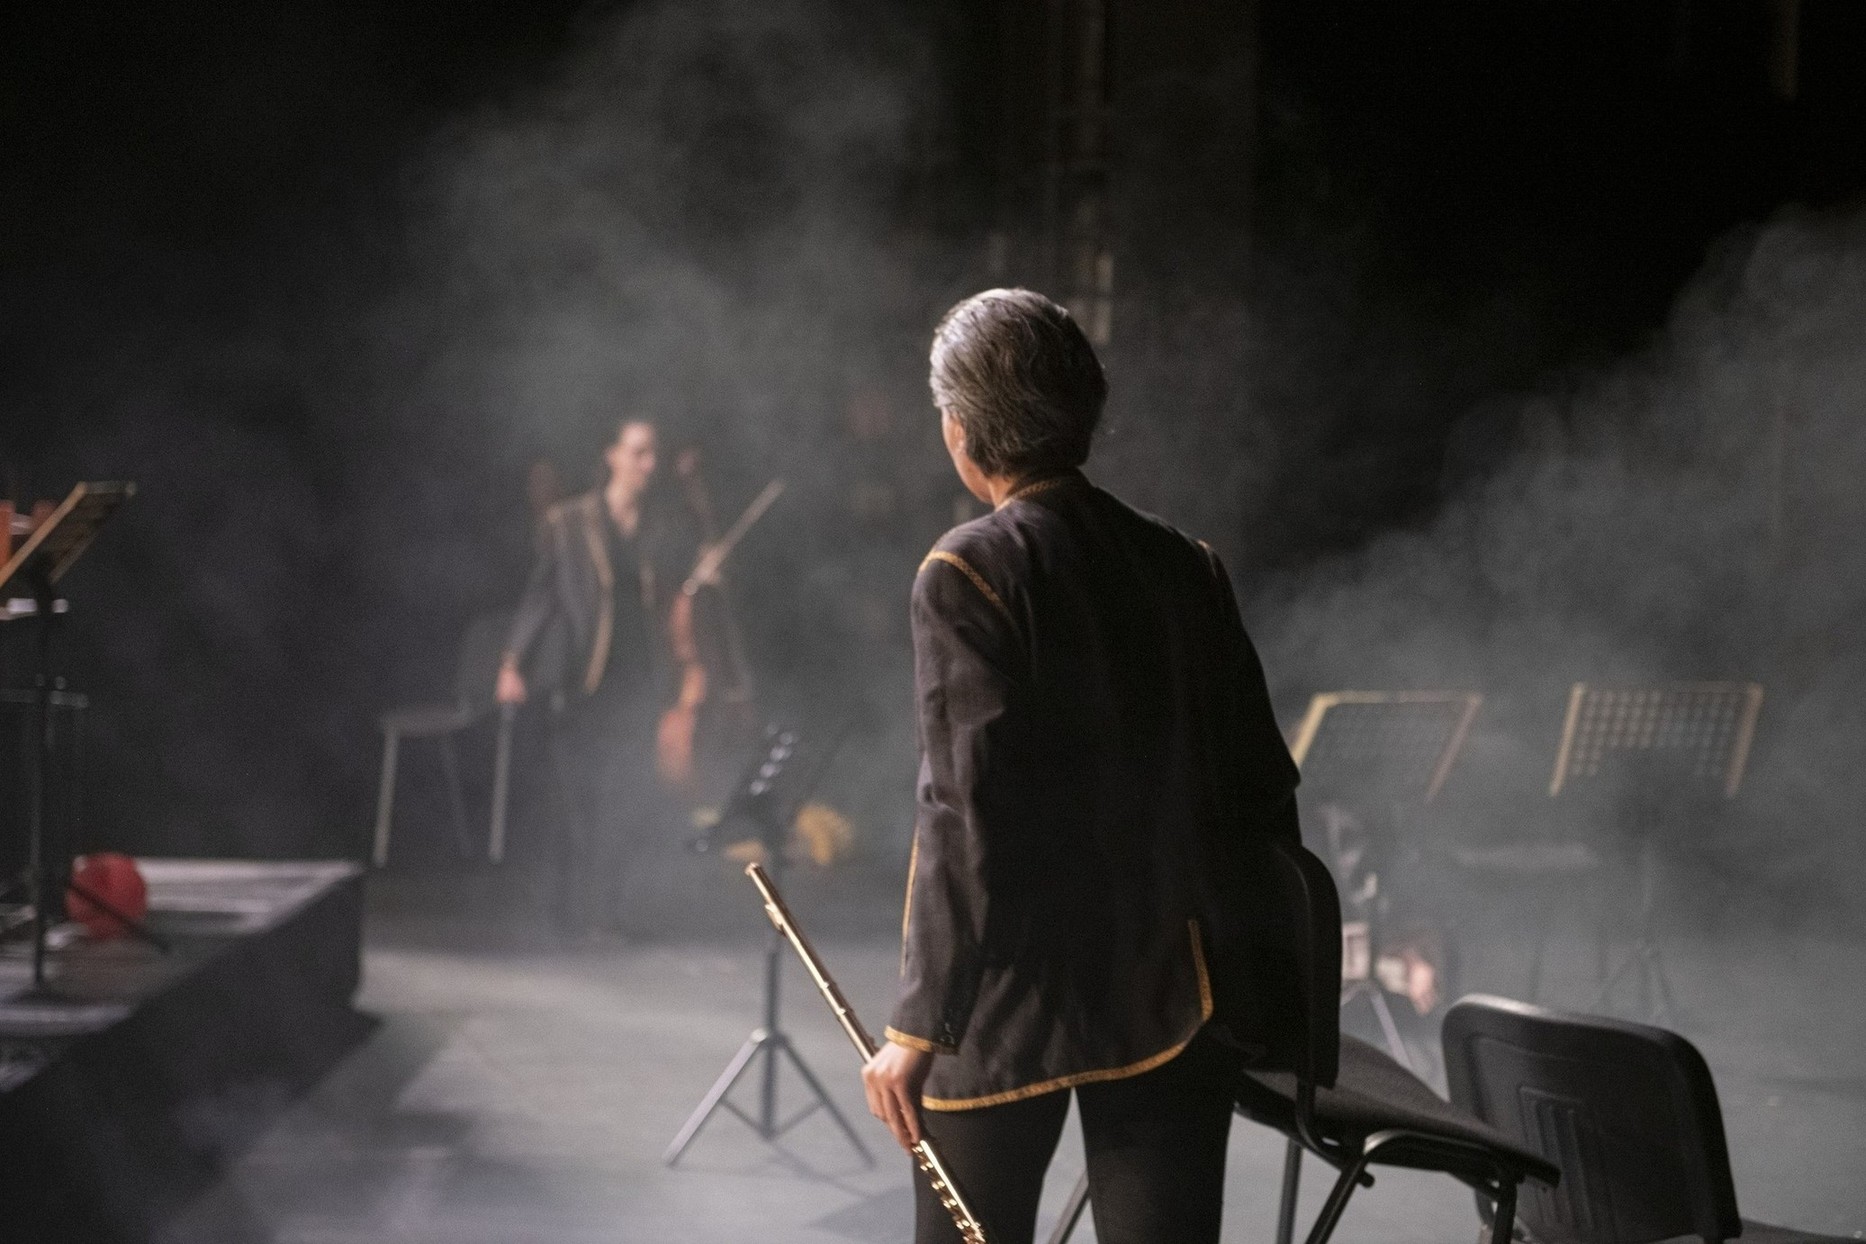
[1236,839,1560,1244]
[370,610,516,867]
[1443,995,1852,1244]
[1044,839,1558,1244]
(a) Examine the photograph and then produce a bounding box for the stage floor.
[155,871,1866,1244]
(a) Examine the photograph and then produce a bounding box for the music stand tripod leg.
[664,1029,771,1166]
[664,850,873,1171]
[1045,1171,1093,1244]
[1594,837,1681,1023]
[1342,981,1414,1073]
[775,1033,873,1165]
[1637,852,1683,1025]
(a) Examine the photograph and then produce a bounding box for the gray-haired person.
[861,289,1301,1243]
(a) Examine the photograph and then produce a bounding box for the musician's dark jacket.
[886,470,1300,1111]
[503,491,687,704]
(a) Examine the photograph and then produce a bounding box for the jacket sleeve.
[885,553,1025,1055]
[503,513,560,671]
[1204,546,1300,844]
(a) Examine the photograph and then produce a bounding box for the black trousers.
[546,693,658,934]
[913,1030,1236,1244]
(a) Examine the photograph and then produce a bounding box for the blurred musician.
[497,418,690,939]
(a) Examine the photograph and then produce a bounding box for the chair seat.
[1238,1035,1559,1185]
[380,701,479,736]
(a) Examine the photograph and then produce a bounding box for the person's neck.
[604,479,642,533]
[987,468,1072,509]
[977,475,1016,509]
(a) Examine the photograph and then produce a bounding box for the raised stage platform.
[0,859,367,1243]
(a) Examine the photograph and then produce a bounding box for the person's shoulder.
[545,492,599,527]
[1092,486,1220,574]
[915,511,1023,621]
[927,506,1013,558]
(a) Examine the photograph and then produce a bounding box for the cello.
[656,452,779,787]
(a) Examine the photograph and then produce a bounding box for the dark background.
[3,2,1864,909]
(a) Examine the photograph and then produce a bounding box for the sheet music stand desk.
[1290,691,1481,1069]
[1547,681,1763,1022]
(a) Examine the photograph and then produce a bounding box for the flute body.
[744,862,988,1244]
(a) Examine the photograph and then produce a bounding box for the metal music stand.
[663,724,872,1169]
[1289,691,1481,1070]
[0,482,167,990]
[1548,682,1763,1023]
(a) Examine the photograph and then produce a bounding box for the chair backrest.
[1233,836,1342,1089]
[1442,996,1740,1244]
[453,610,515,715]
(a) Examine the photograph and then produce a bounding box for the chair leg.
[1488,1175,1519,1244]
[1276,1137,1303,1244]
[1302,1152,1372,1244]
[372,730,400,867]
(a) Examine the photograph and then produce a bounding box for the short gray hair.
[929,289,1107,477]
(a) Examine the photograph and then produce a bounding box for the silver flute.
[744,862,988,1244]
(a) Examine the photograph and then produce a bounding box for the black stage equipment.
[664,723,871,1168]
[1547,682,1762,1024]
[1287,690,1481,1071]
[0,483,167,991]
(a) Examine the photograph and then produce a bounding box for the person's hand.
[495,663,528,705]
[689,541,723,589]
[656,704,696,786]
[862,1039,933,1151]
[1400,948,1440,1015]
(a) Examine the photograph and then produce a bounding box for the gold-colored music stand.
[1291,691,1481,1069]
[1548,682,1763,1022]
[1290,691,1481,804]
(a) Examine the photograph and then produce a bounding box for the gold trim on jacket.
[577,497,615,695]
[920,550,1014,627]
[918,920,1215,1112]
[900,837,919,972]
[884,1026,954,1056]
[568,494,659,696]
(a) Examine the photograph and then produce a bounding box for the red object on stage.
[68,853,149,939]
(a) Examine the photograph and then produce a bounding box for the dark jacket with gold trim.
[886,472,1300,1110]
[503,491,685,702]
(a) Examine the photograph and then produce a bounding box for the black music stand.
[663,725,872,1168]
[1548,682,1763,1024]
[0,482,165,991]
[1289,691,1481,1071]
